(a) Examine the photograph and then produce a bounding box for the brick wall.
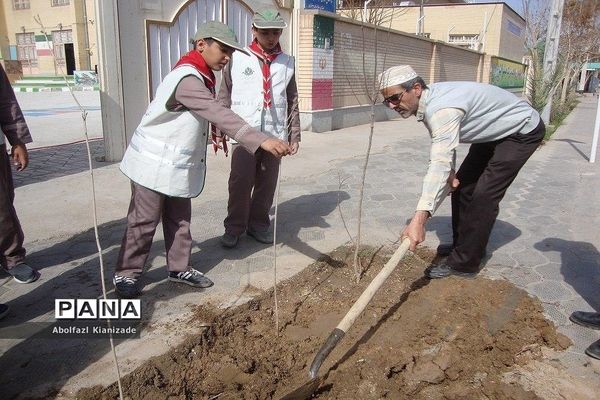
[339,3,526,62]
[435,44,481,83]
[299,11,485,111]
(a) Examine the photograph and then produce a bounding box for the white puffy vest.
[230,49,294,140]
[120,66,210,198]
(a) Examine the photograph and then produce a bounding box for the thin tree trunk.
[560,65,572,105]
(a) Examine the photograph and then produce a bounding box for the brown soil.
[78,245,573,400]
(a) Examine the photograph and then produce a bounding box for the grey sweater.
[422,82,540,143]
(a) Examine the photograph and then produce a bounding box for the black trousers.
[447,121,545,272]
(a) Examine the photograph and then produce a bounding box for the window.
[448,34,480,50]
[51,0,70,6]
[16,33,37,66]
[52,29,73,65]
[449,34,479,44]
[13,0,30,10]
[507,20,522,37]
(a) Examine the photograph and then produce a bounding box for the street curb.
[12,86,99,92]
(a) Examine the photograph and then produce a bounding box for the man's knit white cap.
[378,65,418,90]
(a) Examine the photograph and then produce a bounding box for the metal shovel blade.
[278,376,323,400]
[278,239,411,400]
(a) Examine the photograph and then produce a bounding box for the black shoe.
[585,339,600,360]
[0,304,9,320]
[168,268,214,288]
[4,263,40,284]
[425,263,478,279]
[220,232,239,248]
[247,229,274,244]
[113,274,142,298]
[436,244,454,257]
[569,311,600,330]
[436,244,487,259]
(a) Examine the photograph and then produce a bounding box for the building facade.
[0,0,98,76]
[340,1,526,63]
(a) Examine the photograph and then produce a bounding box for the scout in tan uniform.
[217,8,300,248]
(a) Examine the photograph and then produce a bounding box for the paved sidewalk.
[0,95,598,398]
[15,91,103,149]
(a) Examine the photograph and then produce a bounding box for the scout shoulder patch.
[243,67,254,76]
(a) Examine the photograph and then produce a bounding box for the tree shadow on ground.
[191,191,352,273]
[0,191,351,399]
[534,238,600,311]
[0,247,195,399]
[0,218,209,399]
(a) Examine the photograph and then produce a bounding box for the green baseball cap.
[193,21,249,55]
[252,8,288,29]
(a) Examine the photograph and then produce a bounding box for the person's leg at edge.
[0,145,37,283]
[0,145,27,269]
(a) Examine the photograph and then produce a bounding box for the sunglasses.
[382,91,405,106]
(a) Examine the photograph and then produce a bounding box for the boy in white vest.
[115,22,291,298]
[379,65,544,279]
[217,8,300,248]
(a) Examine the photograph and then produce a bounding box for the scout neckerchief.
[173,50,216,95]
[173,50,228,156]
[248,38,282,110]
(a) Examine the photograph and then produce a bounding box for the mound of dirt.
[78,245,571,400]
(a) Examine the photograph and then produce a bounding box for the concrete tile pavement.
[0,95,598,397]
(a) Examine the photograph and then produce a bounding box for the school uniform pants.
[115,182,192,278]
[224,145,280,236]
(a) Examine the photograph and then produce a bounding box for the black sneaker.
[168,268,214,288]
[436,244,487,259]
[425,263,478,279]
[113,274,142,298]
[4,263,40,284]
[0,304,9,320]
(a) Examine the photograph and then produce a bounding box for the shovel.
[280,238,412,400]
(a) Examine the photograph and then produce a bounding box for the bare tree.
[523,0,600,122]
[334,3,405,281]
[339,0,403,26]
[522,0,554,112]
[557,0,600,105]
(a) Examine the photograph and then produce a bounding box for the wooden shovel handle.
[337,238,411,332]
[309,238,411,378]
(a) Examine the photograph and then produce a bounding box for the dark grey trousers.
[448,121,545,272]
